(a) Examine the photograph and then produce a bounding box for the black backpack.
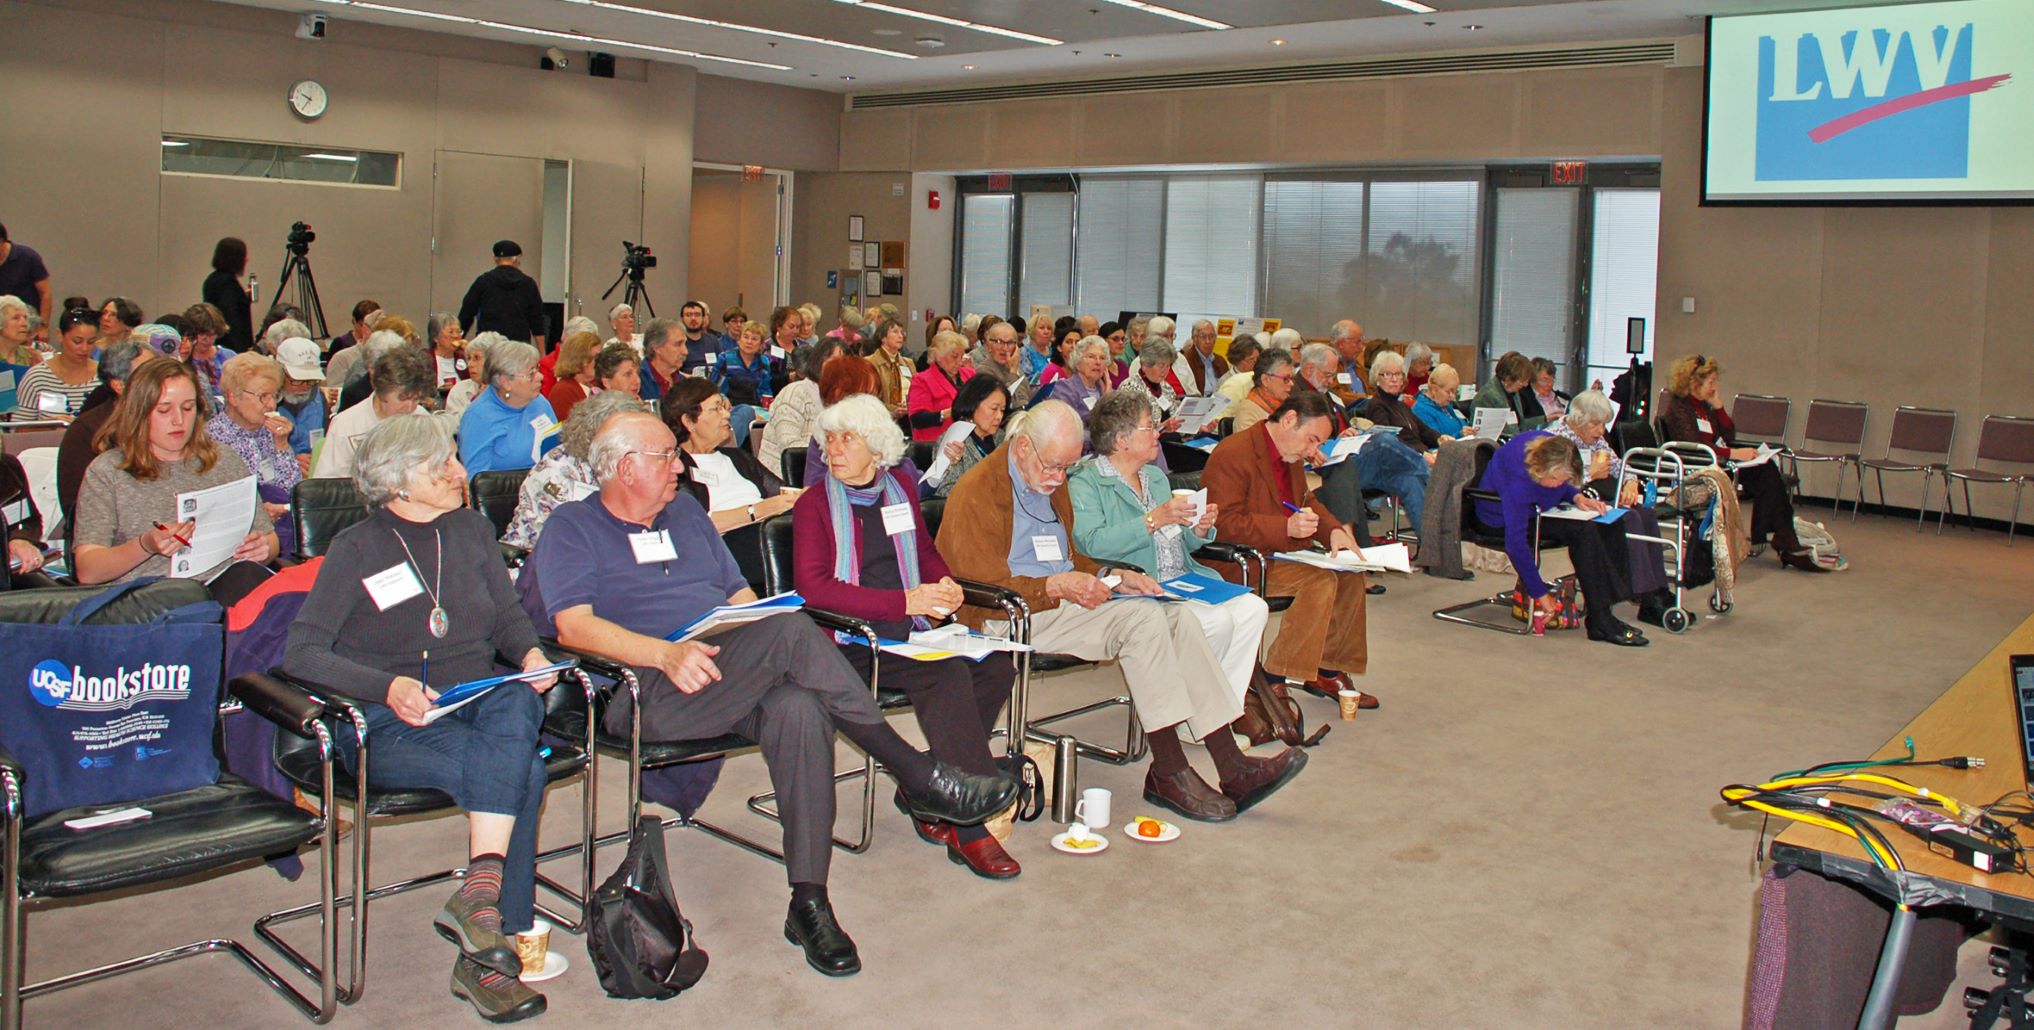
[585,816,709,999]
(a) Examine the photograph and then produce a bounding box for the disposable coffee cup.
[515,918,553,976]
[1337,689,1361,721]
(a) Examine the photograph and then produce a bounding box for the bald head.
[589,412,680,515]
[1008,400,1085,494]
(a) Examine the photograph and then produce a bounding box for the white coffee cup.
[1074,786,1112,829]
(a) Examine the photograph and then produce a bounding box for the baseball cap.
[493,240,523,259]
[132,323,181,356]
[278,337,326,381]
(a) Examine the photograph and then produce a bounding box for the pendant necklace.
[391,526,449,639]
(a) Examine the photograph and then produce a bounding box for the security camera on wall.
[541,46,571,70]
[296,13,327,40]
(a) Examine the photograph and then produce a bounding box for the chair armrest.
[0,738,21,782]
[500,543,529,569]
[802,607,877,645]
[229,672,329,740]
[1191,541,1252,565]
[538,636,633,682]
[954,577,1024,615]
[1463,488,1502,504]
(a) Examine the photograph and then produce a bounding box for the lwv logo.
[1754,22,2012,182]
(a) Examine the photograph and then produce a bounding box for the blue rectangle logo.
[1755,24,1986,181]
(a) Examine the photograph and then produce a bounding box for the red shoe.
[895,790,956,846]
[947,833,1021,879]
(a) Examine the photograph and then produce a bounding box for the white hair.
[815,394,907,470]
[0,296,27,323]
[361,329,408,363]
[1191,319,1215,334]
[1403,341,1435,368]
[961,313,983,334]
[608,302,634,323]
[562,316,600,340]
[1369,348,1406,382]
[1565,388,1615,426]
[1072,334,1113,366]
[486,339,540,387]
[353,413,455,507]
[1008,399,1084,454]
[264,318,312,351]
[589,412,663,482]
[1298,342,1338,372]
[1146,316,1175,340]
[1268,327,1304,352]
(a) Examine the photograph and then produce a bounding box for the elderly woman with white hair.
[425,311,468,394]
[446,332,500,416]
[606,302,639,352]
[1551,388,1677,622]
[0,294,40,368]
[1041,335,1113,420]
[459,339,559,475]
[284,412,559,1022]
[1359,350,1445,453]
[502,389,649,551]
[209,352,304,541]
[791,393,1021,879]
[1401,342,1436,399]
[1413,362,1470,438]
[1123,337,1185,420]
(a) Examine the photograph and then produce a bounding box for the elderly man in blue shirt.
[936,400,1307,826]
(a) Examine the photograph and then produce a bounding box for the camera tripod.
[601,267,653,320]
[275,248,328,339]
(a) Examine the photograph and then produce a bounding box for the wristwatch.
[746,503,758,522]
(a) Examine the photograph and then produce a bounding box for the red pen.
[153,521,192,549]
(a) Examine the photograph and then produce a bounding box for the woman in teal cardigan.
[1068,391,1269,702]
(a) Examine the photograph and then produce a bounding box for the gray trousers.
[613,613,880,886]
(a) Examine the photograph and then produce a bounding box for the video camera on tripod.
[605,239,657,317]
[286,221,316,256]
[276,220,327,337]
[621,240,657,276]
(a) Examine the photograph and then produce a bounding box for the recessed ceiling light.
[962,64,975,69]
[1376,0,1439,12]
[1103,51,1121,57]
[1463,23,1483,30]
[827,0,1062,46]
[840,74,856,79]
[557,0,913,58]
[871,28,902,36]
[311,0,795,69]
[1270,38,1286,46]
[1096,0,1229,30]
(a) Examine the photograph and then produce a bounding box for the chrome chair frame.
[1858,406,1957,530]
[1943,414,2034,545]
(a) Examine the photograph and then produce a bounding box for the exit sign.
[987,172,1013,190]
[1550,160,1589,185]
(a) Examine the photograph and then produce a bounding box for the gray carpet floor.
[18,507,2034,1028]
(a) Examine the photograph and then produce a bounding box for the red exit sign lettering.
[1550,160,1589,185]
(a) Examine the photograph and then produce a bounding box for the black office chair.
[906,440,939,474]
[1431,446,1567,634]
[252,665,597,1005]
[778,448,807,489]
[290,477,370,561]
[0,582,341,1027]
[1161,439,1210,474]
[467,470,528,536]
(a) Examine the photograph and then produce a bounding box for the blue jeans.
[336,684,548,934]
[1351,434,1430,528]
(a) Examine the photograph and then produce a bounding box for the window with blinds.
[1363,179,1482,345]
[1073,176,1164,317]
[1586,189,1661,380]
[1261,178,1367,341]
[1161,175,1261,333]
[1018,193,1074,309]
[1487,188,1580,373]
[958,194,1014,320]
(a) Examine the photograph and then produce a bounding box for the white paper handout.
[882,623,1036,662]
[1172,395,1222,436]
[1273,542,1411,575]
[923,420,974,482]
[1314,435,1374,468]
[170,475,258,579]
[1472,407,1510,440]
[1732,443,1784,469]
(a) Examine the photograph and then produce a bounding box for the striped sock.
[460,853,505,935]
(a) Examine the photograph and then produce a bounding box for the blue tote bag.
[0,579,225,818]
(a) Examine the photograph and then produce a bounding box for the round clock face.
[289,80,329,119]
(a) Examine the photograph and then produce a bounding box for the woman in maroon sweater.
[791,394,1021,879]
[1657,355,1827,573]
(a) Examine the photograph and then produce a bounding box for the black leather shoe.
[901,763,1020,826]
[784,897,861,977]
[1586,621,1649,647]
[1367,583,1387,596]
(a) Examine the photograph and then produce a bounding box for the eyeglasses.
[236,388,279,405]
[1262,373,1293,384]
[626,448,680,464]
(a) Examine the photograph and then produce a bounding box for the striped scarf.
[823,467,927,631]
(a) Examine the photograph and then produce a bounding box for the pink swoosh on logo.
[1808,73,2012,143]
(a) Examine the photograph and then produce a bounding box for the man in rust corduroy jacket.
[936,400,1306,822]
[1202,390,1378,708]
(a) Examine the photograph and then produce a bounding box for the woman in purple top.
[209,352,305,550]
[1041,335,1111,421]
[790,394,1019,880]
[1474,430,1651,646]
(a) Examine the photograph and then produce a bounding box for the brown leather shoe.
[1142,766,1238,823]
[947,833,1022,879]
[1292,672,1350,701]
[1220,747,1309,813]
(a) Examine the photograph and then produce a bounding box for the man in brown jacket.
[937,400,1306,821]
[1202,390,1378,708]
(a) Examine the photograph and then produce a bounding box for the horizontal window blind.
[1363,179,1482,345]
[1487,187,1579,374]
[958,194,1014,320]
[1074,176,1163,317]
[1262,179,1367,340]
[1161,174,1260,333]
[1586,188,1661,379]
[1018,193,1074,310]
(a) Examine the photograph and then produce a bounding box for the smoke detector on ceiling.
[915,35,945,48]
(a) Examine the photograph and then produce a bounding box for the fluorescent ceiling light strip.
[563,0,915,59]
[302,153,360,161]
[831,1,1062,46]
[160,140,189,146]
[1375,0,1439,12]
[313,0,794,70]
[1095,0,1229,30]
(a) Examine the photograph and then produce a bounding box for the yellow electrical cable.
[1758,773,1971,818]
[1720,788,1904,871]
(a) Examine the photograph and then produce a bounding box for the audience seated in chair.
[661,377,795,534]
[793,394,1020,879]
[936,399,1306,825]
[313,339,436,481]
[55,338,153,524]
[518,411,1017,978]
[927,375,1010,499]
[282,413,559,1022]
[501,390,649,552]
[1657,354,1828,574]
[458,340,559,476]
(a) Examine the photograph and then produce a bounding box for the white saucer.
[1050,831,1109,855]
[520,950,569,983]
[1121,816,1180,843]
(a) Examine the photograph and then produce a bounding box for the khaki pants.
[1261,562,1369,681]
[1016,598,1243,742]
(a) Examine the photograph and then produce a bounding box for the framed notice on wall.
[864,270,882,297]
[848,215,864,242]
[863,242,880,267]
[848,247,864,271]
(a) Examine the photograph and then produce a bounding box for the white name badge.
[530,414,555,435]
[770,345,787,361]
[1695,417,1713,434]
[880,501,914,537]
[362,563,426,612]
[37,393,66,413]
[2,498,29,526]
[1032,535,1065,563]
[704,351,718,364]
[1082,395,1096,410]
[629,529,678,564]
[1335,372,1353,386]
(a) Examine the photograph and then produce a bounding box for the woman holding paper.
[791,394,1020,880]
[928,375,1008,498]
[1068,391,1266,703]
[72,359,277,602]
[284,413,559,1023]
[905,330,973,442]
[1658,354,1826,573]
